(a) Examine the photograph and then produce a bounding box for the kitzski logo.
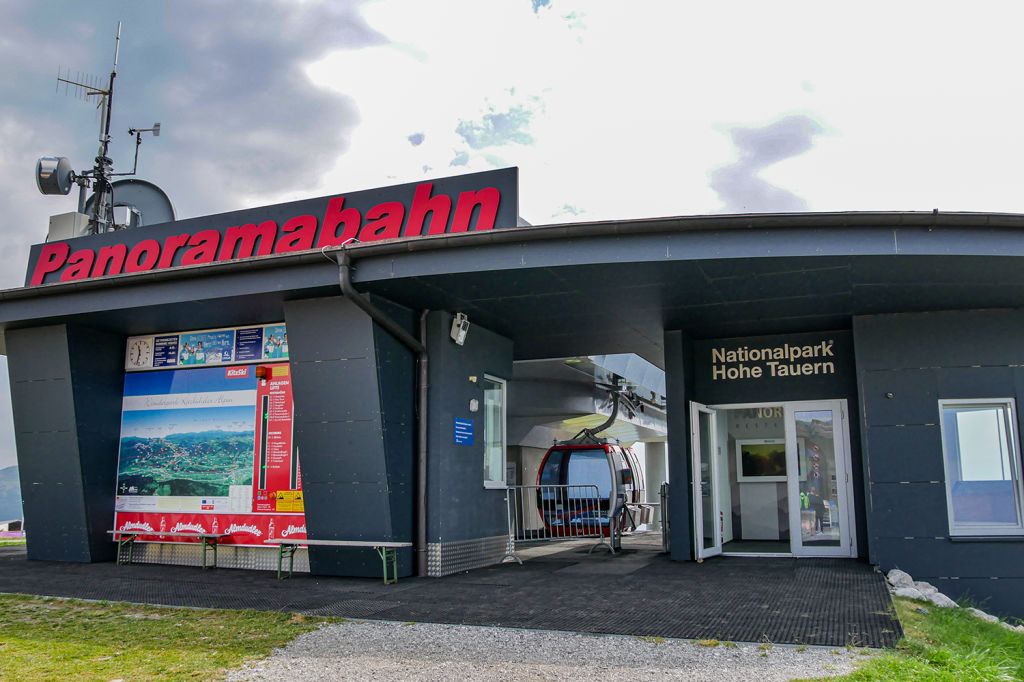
[224,523,262,536]
[280,524,306,538]
[225,367,249,379]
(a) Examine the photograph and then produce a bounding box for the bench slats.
[263,539,412,548]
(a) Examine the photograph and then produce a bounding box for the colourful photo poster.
[262,324,288,360]
[113,364,306,546]
[178,329,235,367]
[251,364,303,514]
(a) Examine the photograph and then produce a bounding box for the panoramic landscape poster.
[113,364,305,545]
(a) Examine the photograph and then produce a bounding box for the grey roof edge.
[6,209,1024,302]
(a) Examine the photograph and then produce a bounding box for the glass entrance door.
[785,401,854,557]
[690,402,722,560]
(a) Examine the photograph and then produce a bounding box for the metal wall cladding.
[284,295,415,578]
[123,543,310,573]
[427,535,509,577]
[7,324,124,563]
[854,309,1024,620]
[426,312,514,544]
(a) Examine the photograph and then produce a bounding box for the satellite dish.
[36,156,75,196]
[85,178,176,228]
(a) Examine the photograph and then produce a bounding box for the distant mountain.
[165,430,249,444]
[0,466,22,521]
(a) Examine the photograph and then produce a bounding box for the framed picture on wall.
[736,439,787,482]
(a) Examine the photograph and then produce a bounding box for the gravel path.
[227,620,874,681]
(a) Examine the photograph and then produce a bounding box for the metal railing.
[660,482,670,553]
[503,484,620,563]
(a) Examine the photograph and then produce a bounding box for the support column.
[7,324,124,563]
[665,329,694,561]
[284,295,416,578]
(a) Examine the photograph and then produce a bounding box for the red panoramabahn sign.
[26,168,519,287]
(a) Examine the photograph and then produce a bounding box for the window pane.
[483,377,504,483]
[942,403,1022,529]
[539,451,563,486]
[565,449,611,498]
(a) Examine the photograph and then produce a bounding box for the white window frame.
[482,374,507,489]
[938,398,1024,536]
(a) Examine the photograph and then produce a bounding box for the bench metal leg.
[201,538,217,569]
[376,547,398,585]
[117,536,136,565]
[276,544,297,580]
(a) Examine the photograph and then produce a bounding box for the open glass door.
[785,400,856,557]
[690,402,722,560]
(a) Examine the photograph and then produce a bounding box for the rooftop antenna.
[37,22,167,235]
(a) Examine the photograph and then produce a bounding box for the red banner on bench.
[113,511,306,545]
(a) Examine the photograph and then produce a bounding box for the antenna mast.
[39,21,167,235]
[91,21,121,234]
[52,22,120,233]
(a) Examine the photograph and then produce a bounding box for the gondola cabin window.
[483,375,507,488]
[939,399,1024,536]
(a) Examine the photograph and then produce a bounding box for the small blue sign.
[454,418,474,446]
[234,326,264,362]
[153,335,179,367]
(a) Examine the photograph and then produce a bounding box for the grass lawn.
[824,597,1024,681]
[0,594,332,681]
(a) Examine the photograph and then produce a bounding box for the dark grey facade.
[8,324,124,563]
[425,311,513,572]
[4,201,1024,617]
[284,295,416,577]
[855,309,1024,618]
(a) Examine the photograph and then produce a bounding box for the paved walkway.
[0,537,900,647]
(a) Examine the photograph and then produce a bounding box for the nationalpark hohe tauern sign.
[26,168,519,286]
[711,339,837,381]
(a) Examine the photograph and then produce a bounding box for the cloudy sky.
[1,0,1024,467]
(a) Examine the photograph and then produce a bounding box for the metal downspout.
[337,250,429,577]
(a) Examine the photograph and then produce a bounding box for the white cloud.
[286,0,1024,223]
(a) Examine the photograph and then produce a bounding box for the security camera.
[450,312,470,346]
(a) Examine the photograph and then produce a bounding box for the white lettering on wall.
[711,340,837,381]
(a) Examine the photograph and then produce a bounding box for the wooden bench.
[108,530,229,569]
[264,539,413,584]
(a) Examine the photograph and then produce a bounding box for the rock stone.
[893,587,925,600]
[886,569,914,588]
[925,592,958,608]
[967,608,999,624]
[912,581,938,595]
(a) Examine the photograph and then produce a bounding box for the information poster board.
[112,355,306,546]
[124,323,290,372]
[252,364,302,513]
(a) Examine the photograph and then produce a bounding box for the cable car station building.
[4,168,1024,619]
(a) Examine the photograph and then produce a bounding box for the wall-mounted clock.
[127,338,153,369]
